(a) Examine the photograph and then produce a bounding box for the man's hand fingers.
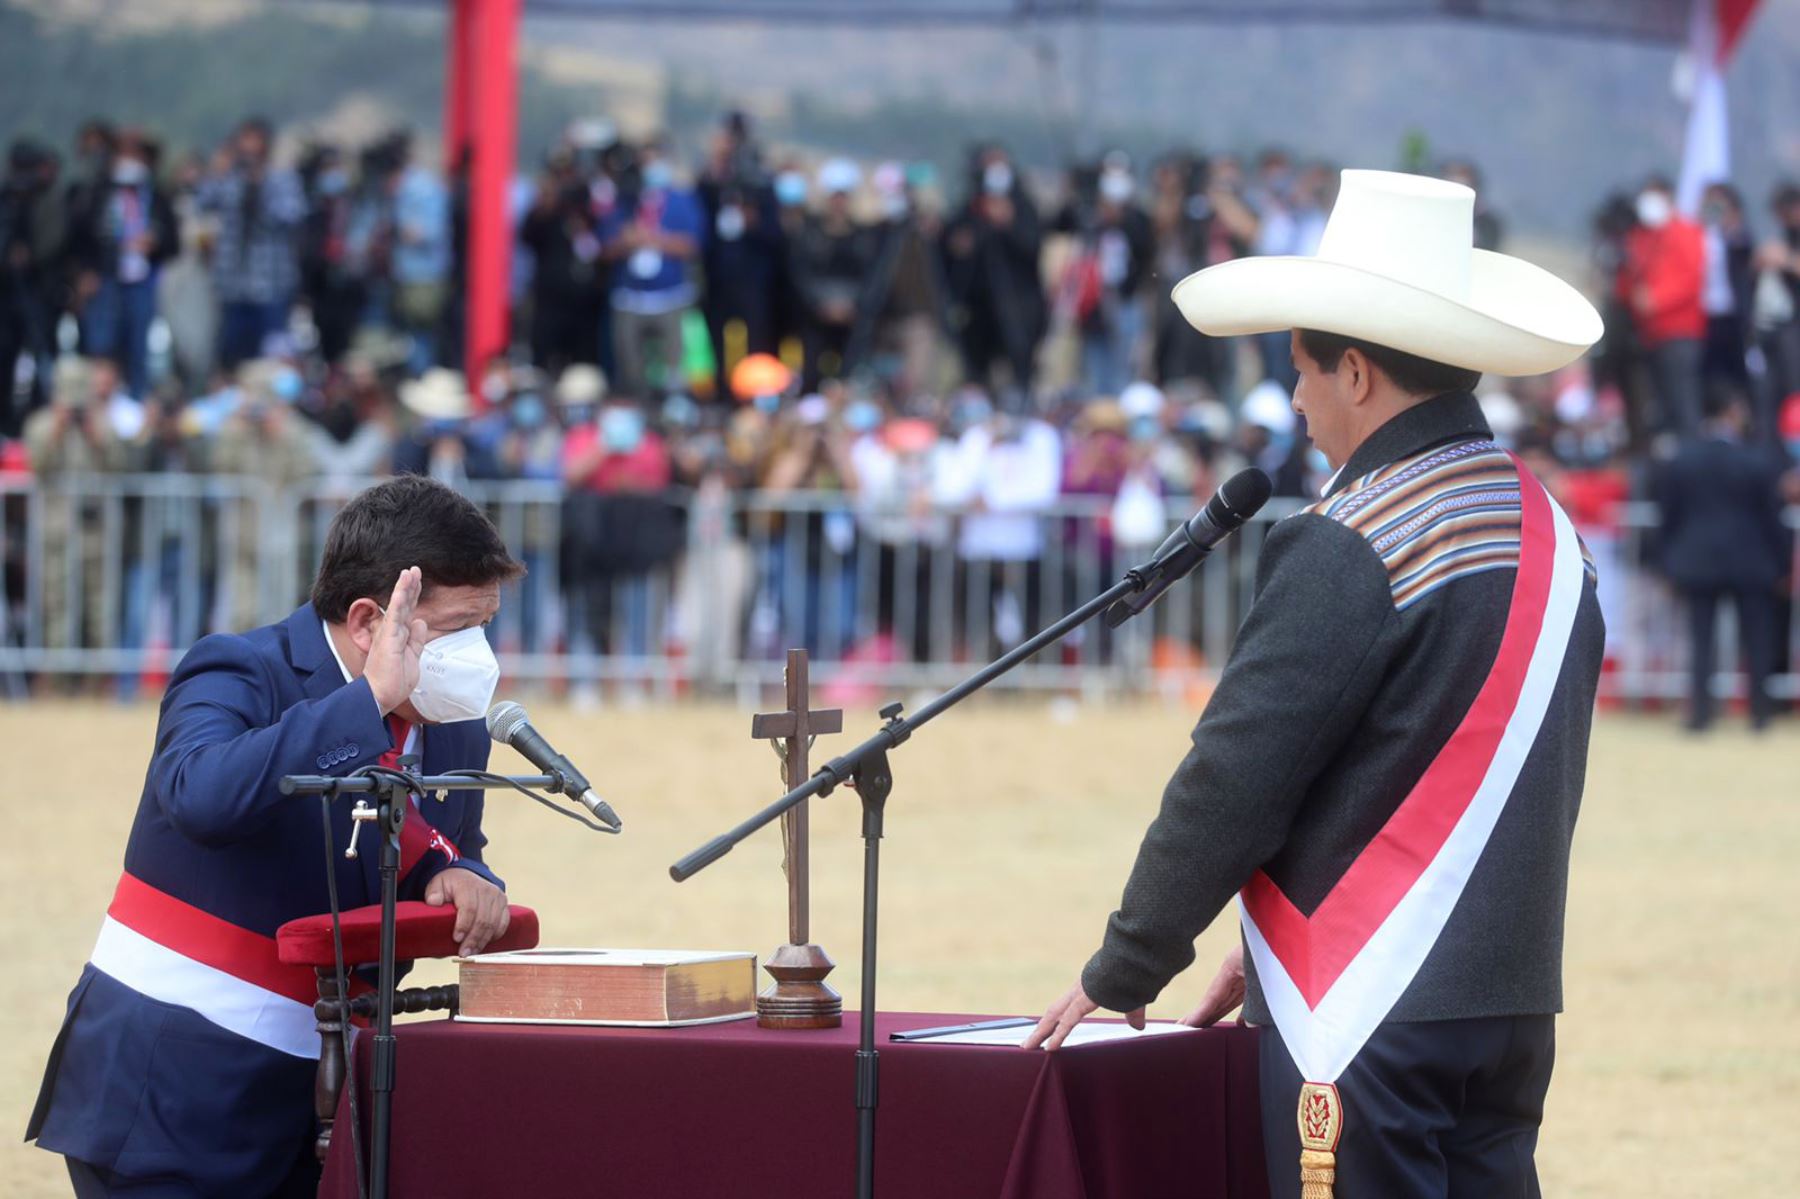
[384,567,417,621]
[1180,976,1244,1028]
[1043,1005,1087,1052]
[459,893,506,957]
[424,876,447,906]
[1022,1005,1065,1052]
[451,885,476,946]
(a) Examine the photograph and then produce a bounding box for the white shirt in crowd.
[934,419,1064,562]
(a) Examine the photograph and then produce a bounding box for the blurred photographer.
[68,128,178,400]
[600,136,704,396]
[1055,153,1154,397]
[698,113,785,399]
[213,358,318,631]
[22,358,131,685]
[1,138,64,437]
[941,144,1046,399]
[194,118,305,368]
[521,148,610,374]
[792,159,876,390]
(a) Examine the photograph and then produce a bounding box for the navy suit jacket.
[29,604,501,1192]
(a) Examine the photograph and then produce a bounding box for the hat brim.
[400,388,472,421]
[1171,249,1603,377]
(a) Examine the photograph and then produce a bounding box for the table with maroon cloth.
[319,1012,1268,1199]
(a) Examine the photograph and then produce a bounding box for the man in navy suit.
[1655,390,1791,731]
[29,475,525,1197]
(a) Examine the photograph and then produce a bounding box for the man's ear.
[1341,347,1376,406]
[344,597,384,656]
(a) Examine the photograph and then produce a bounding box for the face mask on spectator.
[845,400,883,433]
[1100,169,1134,205]
[423,419,465,440]
[642,160,674,192]
[319,168,349,197]
[273,367,303,403]
[716,204,746,241]
[775,172,808,207]
[602,406,647,452]
[1128,415,1159,443]
[563,404,596,426]
[952,395,993,432]
[1636,191,1673,229]
[511,394,547,430]
[112,158,148,186]
[983,162,1014,196]
[753,393,782,415]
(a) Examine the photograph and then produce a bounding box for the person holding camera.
[194,118,304,369]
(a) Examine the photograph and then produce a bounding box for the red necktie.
[379,715,462,878]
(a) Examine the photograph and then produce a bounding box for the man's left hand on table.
[424,868,510,957]
[1023,982,1144,1052]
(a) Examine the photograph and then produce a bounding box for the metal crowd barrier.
[2,473,1796,706]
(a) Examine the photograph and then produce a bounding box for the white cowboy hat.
[554,364,608,408]
[1173,170,1602,377]
[399,368,473,421]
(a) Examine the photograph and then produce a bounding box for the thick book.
[456,949,758,1027]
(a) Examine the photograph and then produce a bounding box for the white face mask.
[407,625,500,723]
[1636,191,1674,229]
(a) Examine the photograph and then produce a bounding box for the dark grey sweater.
[1082,393,1604,1024]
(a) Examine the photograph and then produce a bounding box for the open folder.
[893,1018,1196,1048]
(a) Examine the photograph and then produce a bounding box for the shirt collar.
[322,620,355,684]
[1324,391,1493,498]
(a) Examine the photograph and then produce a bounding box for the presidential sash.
[1239,455,1584,1196]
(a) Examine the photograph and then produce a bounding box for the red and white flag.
[1676,0,1763,215]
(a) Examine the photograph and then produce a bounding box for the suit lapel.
[284,604,354,702]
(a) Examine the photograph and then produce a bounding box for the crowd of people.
[4,109,1798,722]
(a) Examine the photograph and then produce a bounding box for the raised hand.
[364,567,429,715]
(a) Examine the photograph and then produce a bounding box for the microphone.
[1104,468,1273,628]
[485,701,622,831]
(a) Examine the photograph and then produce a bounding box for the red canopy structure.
[442,0,520,383]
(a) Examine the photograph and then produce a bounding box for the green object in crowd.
[683,309,715,391]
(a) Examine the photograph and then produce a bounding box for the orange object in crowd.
[730,353,792,402]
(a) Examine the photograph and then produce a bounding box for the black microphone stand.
[279,767,562,1199]
[672,565,1161,1199]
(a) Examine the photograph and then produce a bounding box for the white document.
[927,1021,1196,1049]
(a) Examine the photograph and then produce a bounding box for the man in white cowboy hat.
[1028,170,1607,1199]
[394,367,493,484]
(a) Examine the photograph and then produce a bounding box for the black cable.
[318,790,368,1199]
[436,769,620,834]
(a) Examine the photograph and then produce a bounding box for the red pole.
[465,0,520,384]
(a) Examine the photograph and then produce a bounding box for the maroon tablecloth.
[320,1012,1269,1199]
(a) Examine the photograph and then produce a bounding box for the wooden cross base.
[756,941,842,1029]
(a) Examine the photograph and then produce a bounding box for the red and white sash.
[1240,455,1584,1085]
[90,874,330,1059]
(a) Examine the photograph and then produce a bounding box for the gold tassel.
[1300,1148,1336,1199]
[1297,1082,1343,1199]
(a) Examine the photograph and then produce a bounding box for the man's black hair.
[1296,329,1482,398]
[311,475,524,623]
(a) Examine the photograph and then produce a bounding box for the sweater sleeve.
[1081,513,1398,1012]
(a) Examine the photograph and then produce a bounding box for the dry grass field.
[2,699,1797,1197]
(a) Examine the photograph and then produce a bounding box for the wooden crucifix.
[749,649,844,1029]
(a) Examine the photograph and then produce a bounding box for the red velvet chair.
[276,901,540,1161]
